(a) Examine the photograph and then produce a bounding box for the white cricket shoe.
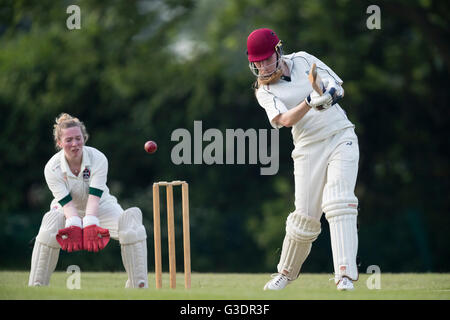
[263,273,290,291]
[125,279,146,288]
[336,277,354,291]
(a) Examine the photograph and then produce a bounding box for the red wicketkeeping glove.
[56,226,83,252]
[83,225,110,252]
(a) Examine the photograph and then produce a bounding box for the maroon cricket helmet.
[247,28,280,62]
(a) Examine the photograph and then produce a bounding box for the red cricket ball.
[144,140,157,154]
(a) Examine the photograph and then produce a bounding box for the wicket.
[152,180,191,289]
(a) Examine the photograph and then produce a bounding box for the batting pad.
[29,209,64,286]
[322,179,359,282]
[278,213,321,280]
[327,214,359,282]
[322,179,358,219]
[118,207,148,288]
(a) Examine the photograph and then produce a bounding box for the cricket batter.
[29,113,148,288]
[247,28,359,290]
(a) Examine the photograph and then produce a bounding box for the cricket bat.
[308,63,323,96]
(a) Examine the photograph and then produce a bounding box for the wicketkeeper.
[29,113,148,288]
[247,28,360,291]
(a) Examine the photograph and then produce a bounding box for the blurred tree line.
[0,0,448,275]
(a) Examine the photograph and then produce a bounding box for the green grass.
[1,271,449,300]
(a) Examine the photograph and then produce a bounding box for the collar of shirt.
[59,146,91,177]
[283,56,294,74]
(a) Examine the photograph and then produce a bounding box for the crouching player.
[29,113,148,288]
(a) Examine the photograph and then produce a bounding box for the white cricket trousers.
[292,127,359,221]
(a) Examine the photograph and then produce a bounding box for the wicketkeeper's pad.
[118,207,148,288]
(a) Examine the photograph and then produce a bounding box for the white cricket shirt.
[44,146,117,213]
[256,51,354,147]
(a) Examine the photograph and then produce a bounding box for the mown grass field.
[1,271,449,300]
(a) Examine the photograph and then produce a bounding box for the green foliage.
[0,0,448,273]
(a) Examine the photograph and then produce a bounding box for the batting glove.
[306,80,344,112]
[326,79,344,105]
[305,88,333,111]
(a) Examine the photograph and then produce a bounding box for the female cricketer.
[29,113,148,288]
[247,28,359,291]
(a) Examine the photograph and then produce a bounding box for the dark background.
[0,0,448,275]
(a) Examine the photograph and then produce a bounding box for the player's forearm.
[275,100,311,127]
[63,202,82,228]
[85,195,100,216]
[63,201,79,219]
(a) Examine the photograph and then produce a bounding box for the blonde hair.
[53,113,89,150]
[253,68,283,92]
